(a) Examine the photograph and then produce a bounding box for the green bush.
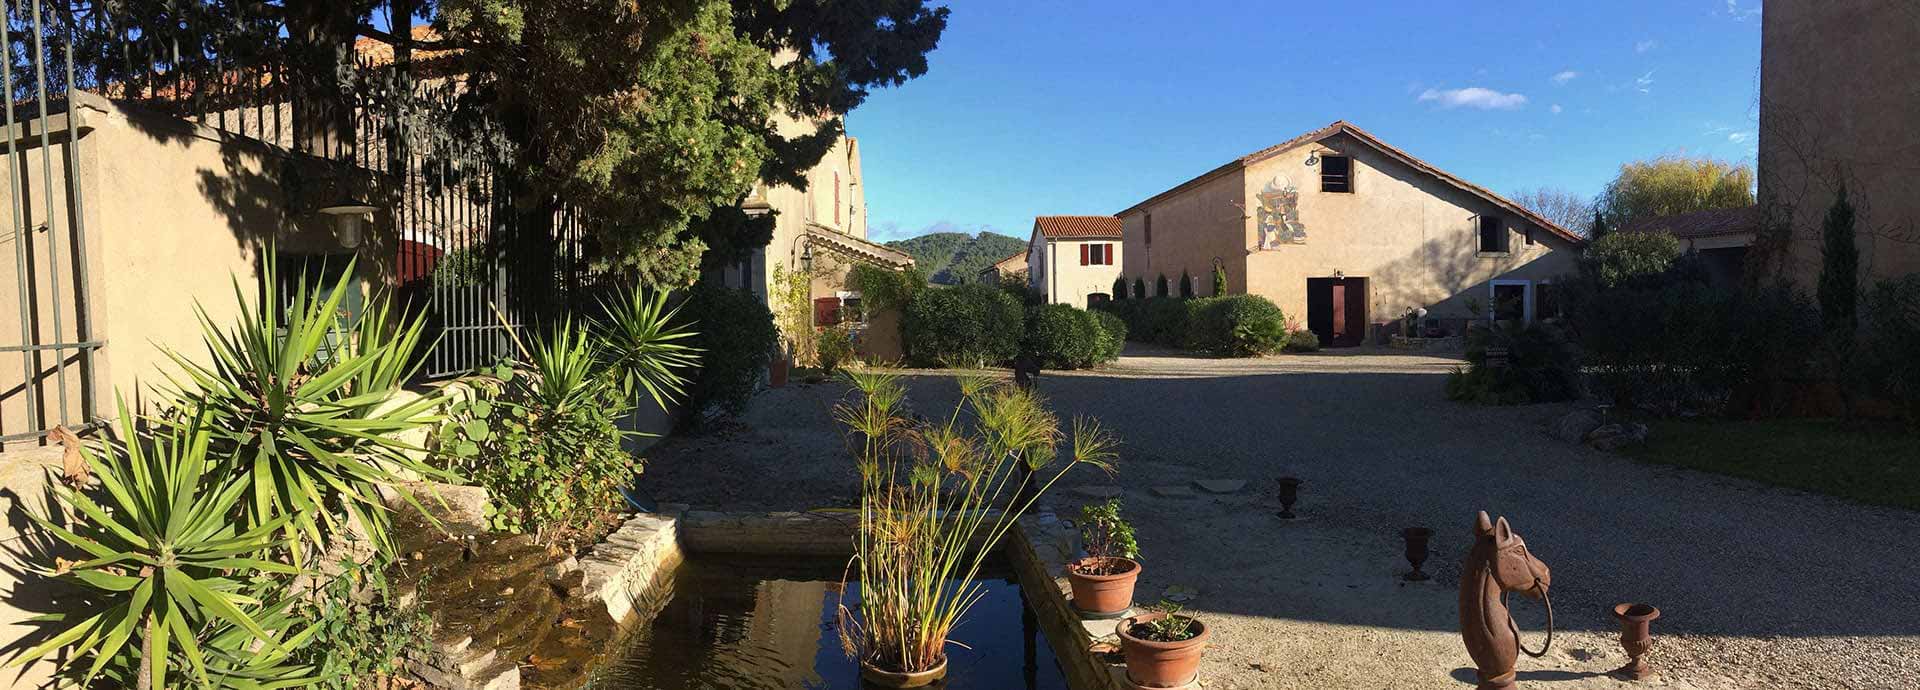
[817,324,855,374]
[1186,295,1288,356]
[1583,231,1681,288]
[903,283,1024,367]
[1449,320,1583,405]
[1093,310,1127,362]
[1023,303,1100,369]
[1283,329,1321,352]
[681,281,779,419]
[1141,297,1192,346]
[1865,275,1920,423]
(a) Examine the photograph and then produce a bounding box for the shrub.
[438,324,634,541]
[1155,274,1170,297]
[817,324,855,374]
[1448,320,1582,405]
[681,281,780,420]
[1178,271,1194,298]
[1112,276,1128,300]
[1132,277,1147,299]
[1865,275,1920,423]
[1211,264,1227,296]
[903,283,1023,367]
[1186,295,1288,356]
[1141,297,1192,346]
[1283,329,1321,352]
[1582,231,1681,288]
[1023,303,1098,369]
[1092,310,1127,362]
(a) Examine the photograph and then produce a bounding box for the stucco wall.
[1122,131,1576,332]
[1759,0,1920,287]
[1028,231,1123,309]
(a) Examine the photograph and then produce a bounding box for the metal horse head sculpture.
[1458,511,1553,690]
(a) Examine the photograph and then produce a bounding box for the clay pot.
[769,355,790,388]
[1117,611,1209,688]
[1067,557,1141,619]
[859,657,947,688]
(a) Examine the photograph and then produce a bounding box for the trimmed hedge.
[1092,310,1127,362]
[1023,303,1125,369]
[1097,294,1288,357]
[903,283,1024,367]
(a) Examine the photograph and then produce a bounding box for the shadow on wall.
[1368,232,1566,330]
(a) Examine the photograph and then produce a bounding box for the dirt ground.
[642,345,1920,689]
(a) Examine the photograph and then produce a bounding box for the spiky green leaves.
[592,283,701,411]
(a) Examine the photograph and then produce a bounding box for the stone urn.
[1117,611,1209,688]
[1612,603,1661,680]
[1066,556,1140,619]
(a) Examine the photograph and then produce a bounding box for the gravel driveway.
[643,344,1920,689]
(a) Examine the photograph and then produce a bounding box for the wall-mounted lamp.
[317,198,378,250]
[1332,269,1345,280]
[1304,151,1321,167]
[799,242,815,273]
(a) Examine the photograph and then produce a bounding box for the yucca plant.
[160,255,453,563]
[9,401,314,690]
[591,283,700,410]
[835,371,1118,677]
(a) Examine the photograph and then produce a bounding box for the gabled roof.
[1624,205,1758,240]
[1033,215,1122,239]
[1115,121,1584,245]
[804,224,915,268]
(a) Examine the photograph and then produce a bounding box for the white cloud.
[1635,70,1656,94]
[1635,39,1659,54]
[1728,131,1753,144]
[1417,87,1529,110]
[1551,70,1579,85]
[1722,0,1762,23]
[1550,104,1563,114]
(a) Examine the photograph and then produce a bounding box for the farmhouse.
[1026,215,1124,309]
[1117,121,1583,346]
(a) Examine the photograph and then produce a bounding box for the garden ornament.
[1402,527,1434,581]
[1612,603,1661,680]
[1459,511,1554,690]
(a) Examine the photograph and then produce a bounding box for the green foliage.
[817,325,856,375]
[1597,155,1756,231]
[1132,277,1147,300]
[1112,276,1128,300]
[771,263,817,362]
[1210,264,1227,296]
[837,371,1118,674]
[1077,499,1139,561]
[1022,304,1109,370]
[1186,295,1288,357]
[1447,321,1583,405]
[682,281,780,420]
[1818,185,1860,336]
[846,263,927,315]
[884,232,1026,285]
[161,255,449,563]
[1864,276,1920,423]
[438,348,634,540]
[901,283,1023,367]
[1155,274,1170,297]
[1136,601,1200,642]
[1583,231,1682,288]
[591,283,701,411]
[1177,271,1194,299]
[296,562,431,690]
[1283,329,1321,352]
[1590,209,1610,241]
[11,404,313,689]
[1092,310,1127,363]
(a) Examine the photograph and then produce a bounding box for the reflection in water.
[589,557,1069,690]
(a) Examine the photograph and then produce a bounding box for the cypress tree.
[1211,264,1228,295]
[1178,271,1194,298]
[1112,276,1127,300]
[1133,277,1147,299]
[1155,274,1170,297]
[1818,184,1859,336]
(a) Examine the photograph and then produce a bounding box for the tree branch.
[354,24,473,52]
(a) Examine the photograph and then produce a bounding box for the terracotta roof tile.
[1034,215,1122,239]
[1624,205,1758,240]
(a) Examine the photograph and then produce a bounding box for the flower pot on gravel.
[860,657,947,688]
[1067,556,1140,618]
[1117,611,1209,688]
[769,355,790,388]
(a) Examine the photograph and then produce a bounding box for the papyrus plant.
[836,371,1117,674]
[160,254,454,563]
[8,402,316,689]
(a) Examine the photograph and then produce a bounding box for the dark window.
[1479,215,1508,253]
[1320,155,1353,193]
[1535,284,1559,320]
[1524,226,1535,246]
[1087,243,1113,265]
[1144,213,1153,245]
[1493,284,1527,321]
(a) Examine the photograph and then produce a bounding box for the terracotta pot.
[859,657,947,688]
[1067,557,1141,618]
[1117,612,1209,688]
[769,355,790,388]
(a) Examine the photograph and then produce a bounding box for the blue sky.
[847,0,1765,242]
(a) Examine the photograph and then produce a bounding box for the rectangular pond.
[585,556,1071,690]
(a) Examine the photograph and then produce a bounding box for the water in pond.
[588,556,1070,689]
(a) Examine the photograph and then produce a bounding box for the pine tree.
[1818,184,1860,336]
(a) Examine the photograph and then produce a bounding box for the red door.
[1331,283,1348,342]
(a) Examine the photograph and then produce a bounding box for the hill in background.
[884,231,1026,285]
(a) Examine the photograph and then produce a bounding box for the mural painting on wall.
[1256,175,1307,249]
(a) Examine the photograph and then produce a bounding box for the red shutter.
[1080,244,1089,266]
[1102,243,1113,265]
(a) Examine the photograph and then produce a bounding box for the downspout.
[1049,240,1058,304]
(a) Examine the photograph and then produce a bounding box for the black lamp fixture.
[799,241,814,273]
[1305,151,1320,167]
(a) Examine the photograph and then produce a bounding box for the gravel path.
[642,345,1920,689]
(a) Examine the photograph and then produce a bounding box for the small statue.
[1458,511,1554,690]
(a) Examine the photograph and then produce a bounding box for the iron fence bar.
[0,340,102,352]
[31,0,73,427]
[1,0,42,438]
[59,0,96,424]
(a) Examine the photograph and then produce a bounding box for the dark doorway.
[1306,277,1368,347]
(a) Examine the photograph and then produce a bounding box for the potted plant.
[1117,601,1211,688]
[1067,499,1141,618]
[769,341,792,388]
[837,372,1118,687]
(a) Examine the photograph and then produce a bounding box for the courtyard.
[645,346,1920,689]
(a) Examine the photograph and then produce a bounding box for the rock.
[1193,479,1246,494]
[1071,485,1125,499]
[1549,409,1604,444]
[1151,485,1196,499]
[1587,422,1649,451]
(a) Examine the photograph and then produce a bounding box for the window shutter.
[1081,244,1090,266]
